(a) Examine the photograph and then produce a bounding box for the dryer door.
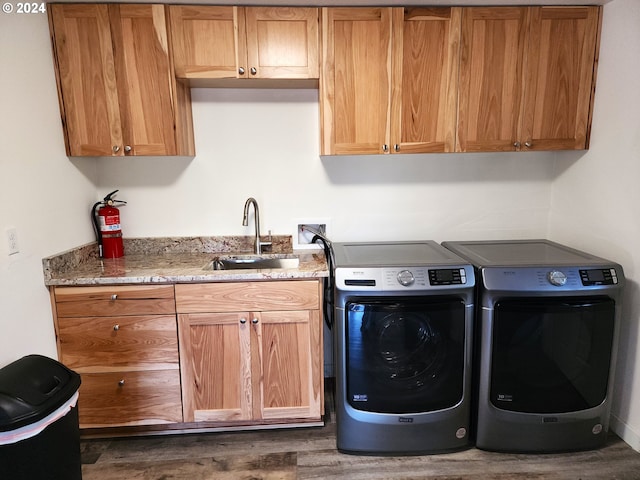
[345,296,466,414]
[491,296,616,413]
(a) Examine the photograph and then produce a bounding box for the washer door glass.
[346,297,466,413]
[491,296,615,413]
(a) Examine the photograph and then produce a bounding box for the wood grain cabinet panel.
[175,280,319,313]
[522,7,600,150]
[176,281,323,426]
[245,7,319,79]
[52,284,182,428]
[48,3,194,157]
[390,7,461,154]
[57,314,179,371]
[321,7,461,155]
[457,6,600,152]
[321,7,392,155]
[78,370,182,427]
[54,284,176,317]
[169,5,318,80]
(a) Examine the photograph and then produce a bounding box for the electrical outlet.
[6,228,19,255]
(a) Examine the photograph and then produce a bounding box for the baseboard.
[610,413,640,452]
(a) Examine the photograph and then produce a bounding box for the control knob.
[397,270,415,287]
[547,270,567,286]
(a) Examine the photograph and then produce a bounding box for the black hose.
[312,234,334,330]
[91,201,103,257]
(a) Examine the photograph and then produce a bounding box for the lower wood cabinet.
[51,280,324,433]
[76,370,182,428]
[175,280,324,425]
[52,285,183,428]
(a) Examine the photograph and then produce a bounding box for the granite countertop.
[43,236,329,286]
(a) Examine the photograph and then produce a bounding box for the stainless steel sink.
[205,254,299,271]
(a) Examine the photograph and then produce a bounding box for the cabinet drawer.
[175,280,320,313]
[78,369,183,427]
[58,315,179,371]
[54,285,176,317]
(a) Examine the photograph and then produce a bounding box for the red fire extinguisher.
[92,190,126,258]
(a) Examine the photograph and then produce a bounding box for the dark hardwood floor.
[80,383,640,479]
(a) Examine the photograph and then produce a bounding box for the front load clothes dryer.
[333,241,475,455]
[442,239,625,453]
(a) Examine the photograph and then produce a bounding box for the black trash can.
[0,354,82,480]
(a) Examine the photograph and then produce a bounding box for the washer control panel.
[547,270,568,286]
[580,268,619,286]
[336,266,473,291]
[429,268,468,286]
[383,268,428,288]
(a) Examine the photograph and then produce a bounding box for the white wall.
[99,87,559,243]
[549,0,640,451]
[0,14,98,366]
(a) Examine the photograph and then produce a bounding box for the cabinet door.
[109,4,177,155]
[321,8,392,155]
[245,7,319,79]
[49,4,123,156]
[169,5,246,79]
[390,8,461,154]
[256,310,322,420]
[521,7,600,151]
[178,312,252,422]
[457,7,529,152]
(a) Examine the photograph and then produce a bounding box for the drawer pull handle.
[118,379,125,387]
[252,318,259,324]
[113,324,120,331]
[111,294,118,300]
[240,318,247,324]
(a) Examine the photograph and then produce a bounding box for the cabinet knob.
[513,142,521,148]
[118,379,125,387]
[113,324,120,331]
[239,67,245,75]
[250,67,257,75]
[112,146,120,153]
[252,318,259,324]
[525,142,533,148]
[394,144,400,152]
[240,318,247,324]
[382,144,389,153]
[111,294,118,300]
[124,145,132,153]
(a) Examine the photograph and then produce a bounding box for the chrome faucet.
[242,197,271,255]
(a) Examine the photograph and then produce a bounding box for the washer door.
[345,297,466,414]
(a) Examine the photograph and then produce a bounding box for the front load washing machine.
[333,241,475,454]
[442,239,625,453]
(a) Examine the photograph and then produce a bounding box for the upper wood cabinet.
[391,8,461,154]
[457,6,601,152]
[321,7,461,155]
[48,3,195,157]
[169,6,319,81]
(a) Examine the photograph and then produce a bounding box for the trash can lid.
[0,355,81,431]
